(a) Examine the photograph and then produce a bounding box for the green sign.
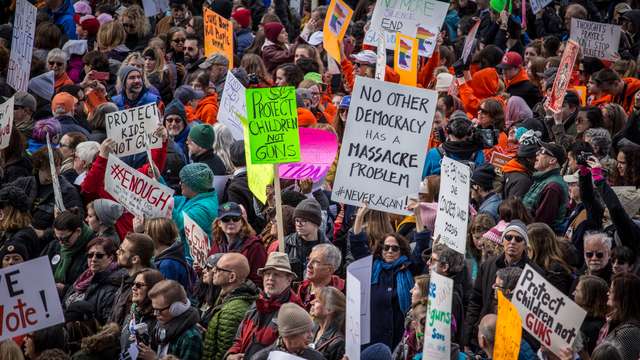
[246,86,300,164]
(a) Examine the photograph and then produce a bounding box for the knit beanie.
[92,199,124,226]
[117,65,142,87]
[231,7,251,28]
[471,164,496,190]
[0,242,29,262]
[189,124,215,149]
[501,220,529,244]
[277,303,314,337]
[0,186,30,212]
[264,22,284,42]
[293,198,322,226]
[362,343,393,360]
[28,71,55,101]
[179,163,213,193]
[164,99,187,124]
[482,220,508,245]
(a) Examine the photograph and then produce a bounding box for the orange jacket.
[297,108,317,127]
[589,94,613,108]
[185,104,198,123]
[193,93,219,125]
[417,50,440,89]
[504,67,529,89]
[615,77,640,114]
[483,132,509,160]
[54,72,74,93]
[459,68,500,115]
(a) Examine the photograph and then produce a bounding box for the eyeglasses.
[213,265,233,273]
[87,252,106,259]
[165,117,182,124]
[586,251,605,259]
[295,218,308,226]
[221,216,242,223]
[56,232,75,243]
[172,38,186,43]
[132,282,147,289]
[48,61,64,66]
[504,234,525,243]
[383,244,400,252]
[153,305,171,315]
[307,258,331,268]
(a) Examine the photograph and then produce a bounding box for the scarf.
[73,261,117,292]
[54,225,93,283]
[442,140,482,160]
[372,256,414,314]
[256,288,290,314]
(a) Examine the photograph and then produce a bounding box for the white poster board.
[0,96,14,149]
[570,18,621,61]
[530,0,552,14]
[423,271,453,360]
[105,103,162,157]
[346,270,361,360]
[346,254,372,352]
[331,77,436,215]
[0,256,65,341]
[104,154,174,218]
[433,157,470,255]
[7,0,37,92]
[268,351,305,360]
[512,265,587,357]
[365,0,449,53]
[217,71,247,140]
[375,35,386,81]
[183,212,210,266]
[46,134,65,213]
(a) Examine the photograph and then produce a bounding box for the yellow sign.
[240,115,273,204]
[322,0,353,62]
[394,33,418,87]
[493,291,522,360]
[204,8,234,68]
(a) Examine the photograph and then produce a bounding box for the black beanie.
[293,198,322,226]
[0,186,30,212]
[471,164,496,190]
[0,242,29,262]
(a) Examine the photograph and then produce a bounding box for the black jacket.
[506,79,542,109]
[192,149,228,176]
[63,267,124,325]
[0,156,32,185]
[222,169,265,233]
[313,323,345,360]
[0,227,41,259]
[109,269,135,327]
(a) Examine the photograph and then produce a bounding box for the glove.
[453,60,465,78]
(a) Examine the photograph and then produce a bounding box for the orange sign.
[493,291,522,360]
[545,40,580,113]
[394,33,418,87]
[323,0,353,62]
[204,8,234,68]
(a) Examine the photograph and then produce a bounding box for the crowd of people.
[1,0,640,359]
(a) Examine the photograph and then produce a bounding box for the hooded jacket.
[63,266,124,325]
[155,241,194,294]
[505,68,542,109]
[47,0,76,40]
[422,140,486,177]
[501,158,533,200]
[209,235,267,286]
[172,190,219,263]
[193,92,220,125]
[112,86,162,111]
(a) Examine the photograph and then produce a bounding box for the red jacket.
[208,235,267,287]
[296,275,345,311]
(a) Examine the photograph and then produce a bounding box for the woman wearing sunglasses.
[47,48,74,93]
[209,202,267,286]
[62,237,120,325]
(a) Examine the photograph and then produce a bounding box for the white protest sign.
[570,18,621,61]
[423,271,453,360]
[0,96,14,149]
[105,103,162,157]
[433,157,470,255]
[347,255,372,350]
[461,19,480,64]
[375,35,386,81]
[346,270,361,360]
[530,0,552,14]
[365,0,449,52]
[512,265,587,357]
[183,212,210,266]
[217,71,247,140]
[0,256,65,341]
[332,76,436,215]
[268,351,305,360]
[46,134,66,213]
[7,0,37,92]
[104,154,174,218]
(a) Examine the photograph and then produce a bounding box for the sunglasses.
[213,265,233,273]
[165,117,182,124]
[172,38,186,43]
[87,252,106,259]
[586,251,605,259]
[132,282,147,289]
[48,61,64,66]
[384,244,400,252]
[504,234,525,243]
[153,305,171,315]
[221,216,242,223]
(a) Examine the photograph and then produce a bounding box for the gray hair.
[584,232,613,250]
[432,243,465,274]
[584,128,612,157]
[313,243,342,270]
[213,123,235,172]
[75,141,100,165]
[496,267,523,291]
[47,48,68,63]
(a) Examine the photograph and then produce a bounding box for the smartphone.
[93,71,110,81]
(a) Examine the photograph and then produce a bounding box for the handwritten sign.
[346,255,372,359]
[570,19,620,61]
[218,71,247,140]
[240,117,274,204]
[332,77,436,215]
[0,96,14,149]
[46,134,65,213]
[105,103,162,157]
[279,128,338,182]
[105,154,174,218]
[545,40,580,114]
[512,265,587,357]
[183,213,210,266]
[246,87,300,164]
[530,0,552,14]
[323,0,353,61]
[494,291,522,360]
[7,0,37,92]
[204,8,234,68]
[433,157,470,255]
[423,271,453,360]
[0,256,65,341]
[394,33,418,87]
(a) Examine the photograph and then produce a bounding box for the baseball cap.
[218,202,243,219]
[199,53,229,69]
[303,71,323,84]
[14,91,37,112]
[538,141,566,165]
[497,51,523,69]
[339,95,351,109]
[307,31,324,46]
[175,85,204,104]
[352,50,376,65]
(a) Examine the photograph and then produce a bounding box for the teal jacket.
[522,168,568,231]
[172,190,219,263]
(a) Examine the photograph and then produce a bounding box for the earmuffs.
[169,298,191,317]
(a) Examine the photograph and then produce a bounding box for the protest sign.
[433,157,470,255]
[346,255,372,360]
[183,212,210,266]
[240,115,273,204]
[512,265,587,357]
[323,0,353,62]
[105,103,162,157]
[246,87,300,164]
[218,71,247,140]
[46,134,65,213]
[394,33,418,87]
[545,40,580,114]
[105,154,174,218]
[7,0,37,92]
[493,291,522,360]
[416,24,439,58]
[530,0,552,14]
[375,35,386,81]
[332,76,436,215]
[490,152,512,170]
[0,96,14,150]
[0,256,65,341]
[570,18,620,61]
[461,19,480,64]
[268,351,305,360]
[423,271,453,360]
[366,0,449,52]
[279,128,338,182]
[204,8,234,68]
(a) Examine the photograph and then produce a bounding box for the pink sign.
[279,128,339,182]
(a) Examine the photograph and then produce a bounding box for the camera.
[247,73,260,85]
[576,152,592,166]
[133,323,150,345]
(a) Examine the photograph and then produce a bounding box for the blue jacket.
[154,241,194,294]
[172,190,219,264]
[478,192,501,222]
[112,88,162,111]
[422,147,485,178]
[235,28,255,58]
[47,0,76,40]
[173,125,191,160]
[57,115,90,137]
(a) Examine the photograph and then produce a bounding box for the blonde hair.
[124,52,145,69]
[316,286,346,329]
[145,217,179,247]
[0,339,24,360]
[0,206,32,232]
[97,21,126,52]
[121,5,151,38]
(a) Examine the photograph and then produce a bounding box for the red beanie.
[264,22,284,42]
[232,8,251,28]
[76,15,100,37]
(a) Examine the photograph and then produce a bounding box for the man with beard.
[198,54,229,97]
[161,99,189,192]
[112,65,162,110]
[155,0,192,36]
[184,34,205,79]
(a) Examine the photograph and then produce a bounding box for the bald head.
[219,253,250,283]
[478,314,497,352]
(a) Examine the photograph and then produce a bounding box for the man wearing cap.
[51,92,89,137]
[471,164,501,222]
[232,7,254,58]
[226,252,302,360]
[187,123,227,175]
[497,51,541,109]
[501,137,537,200]
[284,198,330,279]
[522,142,569,232]
[13,92,37,138]
[199,53,229,97]
[112,65,162,111]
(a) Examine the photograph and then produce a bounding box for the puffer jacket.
[63,265,125,325]
[209,235,267,286]
[47,0,76,40]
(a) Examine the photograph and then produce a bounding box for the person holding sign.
[112,66,162,111]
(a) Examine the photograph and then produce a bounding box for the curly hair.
[373,233,411,259]
[614,147,640,187]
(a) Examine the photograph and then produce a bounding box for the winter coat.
[209,235,267,286]
[163,139,188,193]
[312,323,345,360]
[112,88,162,111]
[0,156,32,186]
[251,341,326,360]
[71,323,121,360]
[41,225,94,288]
[523,168,568,232]
[193,93,220,125]
[501,159,533,200]
[155,241,194,294]
[120,304,158,358]
[202,281,260,360]
[63,266,124,325]
[422,142,485,178]
[47,0,77,40]
[603,321,640,360]
[284,229,330,280]
[152,307,203,360]
[235,28,255,58]
[261,42,294,74]
[222,169,265,233]
[581,315,605,355]
[505,69,541,109]
[109,272,135,327]
[192,149,228,175]
[172,190,219,263]
[297,275,345,312]
[0,227,41,260]
[477,192,501,222]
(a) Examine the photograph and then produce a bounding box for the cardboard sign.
[0,256,65,341]
[416,24,439,58]
[105,103,162,157]
[246,87,300,164]
[423,271,453,360]
[7,0,37,92]
[46,134,65,213]
[375,35,387,81]
[394,33,418,87]
[530,0,552,14]
[346,255,372,360]
[323,0,353,62]
[512,265,587,357]
[366,0,449,52]
[105,154,174,218]
[218,71,247,140]
[490,152,512,170]
[204,8,234,68]
[570,19,621,61]
[240,116,273,204]
[494,291,522,360]
[332,77,436,215]
[279,128,339,182]
[461,19,480,64]
[0,96,14,149]
[183,212,210,266]
[545,40,580,114]
[433,157,470,255]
